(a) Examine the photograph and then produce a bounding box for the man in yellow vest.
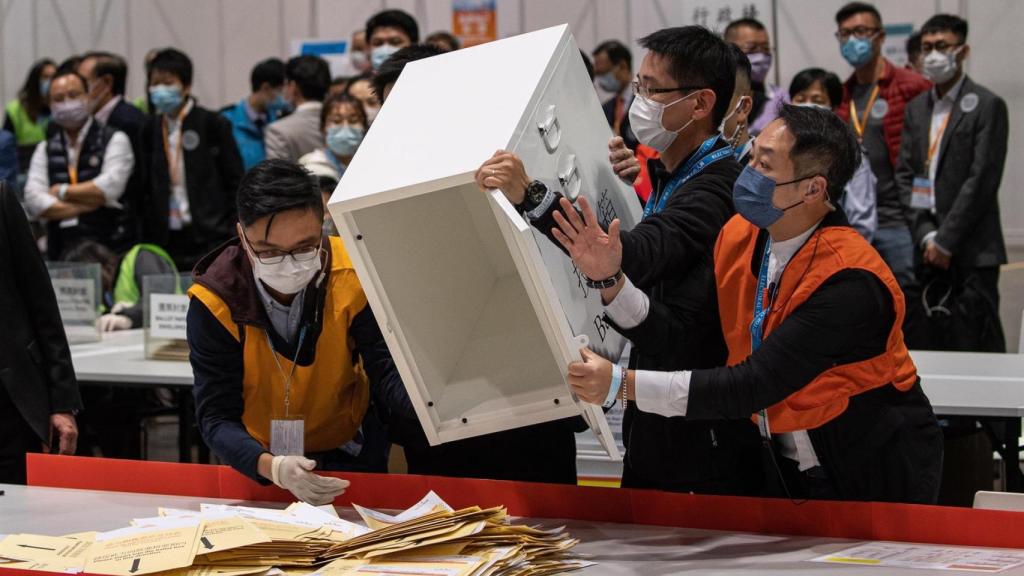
[187,159,411,504]
[560,105,943,503]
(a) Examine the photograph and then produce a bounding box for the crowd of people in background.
[0,3,1009,507]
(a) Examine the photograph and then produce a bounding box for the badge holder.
[270,413,305,456]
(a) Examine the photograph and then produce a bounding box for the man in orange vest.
[560,104,942,503]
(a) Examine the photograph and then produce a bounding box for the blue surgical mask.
[326,125,365,157]
[149,84,184,115]
[596,72,622,94]
[732,165,811,229]
[841,37,874,68]
[266,93,292,118]
[371,45,401,70]
[39,79,51,99]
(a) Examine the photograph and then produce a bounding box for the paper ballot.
[85,522,204,576]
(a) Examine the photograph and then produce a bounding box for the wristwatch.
[521,179,548,213]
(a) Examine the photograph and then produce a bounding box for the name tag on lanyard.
[267,328,308,456]
[751,240,773,439]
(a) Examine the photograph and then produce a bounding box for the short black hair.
[579,49,595,81]
[592,40,632,70]
[150,48,193,87]
[50,70,88,94]
[723,18,766,39]
[426,31,460,51]
[285,55,331,101]
[921,14,968,43]
[371,44,444,101]
[250,58,285,93]
[906,31,922,61]
[638,26,736,126]
[56,56,83,76]
[835,2,882,27]
[778,104,860,202]
[366,9,420,44]
[320,93,367,130]
[727,43,751,90]
[237,159,324,229]
[83,51,129,96]
[788,68,843,107]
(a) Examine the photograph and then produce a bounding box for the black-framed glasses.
[241,230,320,265]
[835,26,880,41]
[631,76,705,99]
[920,41,962,54]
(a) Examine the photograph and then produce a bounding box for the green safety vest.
[4,99,49,146]
[112,244,180,305]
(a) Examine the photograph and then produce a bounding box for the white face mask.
[627,91,699,153]
[796,102,831,110]
[718,96,749,146]
[922,47,961,84]
[242,234,323,295]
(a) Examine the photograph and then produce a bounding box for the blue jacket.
[221,98,278,172]
[0,130,16,192]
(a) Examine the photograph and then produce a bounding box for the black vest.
[45,121,129,259]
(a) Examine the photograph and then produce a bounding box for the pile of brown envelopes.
[0,491,591,576]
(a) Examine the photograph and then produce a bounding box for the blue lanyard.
[751,239,773,438]
[642,135,733,219]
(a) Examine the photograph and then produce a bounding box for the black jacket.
[104,98,149,245]
[531,137,763,494]
[895,76,1008,268]
[143,101,243,250]
[686,210,943,504]
[0,183,81,442]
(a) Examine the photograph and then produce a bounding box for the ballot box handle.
[558,154,581,202]
[537,105,562,152]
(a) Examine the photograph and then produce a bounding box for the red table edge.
[11,454,1024,554]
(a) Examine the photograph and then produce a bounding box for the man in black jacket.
[143,48,244,271]
[0,182,81,484]
[79,51,149,246]
[477,26,763,495]
[896,14,1008,353]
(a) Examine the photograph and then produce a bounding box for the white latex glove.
[97,313,133,332]
[271,455,349,505]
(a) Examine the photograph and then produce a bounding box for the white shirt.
[921,75,965,253]
[165,99,195,229]
[94,95,123,126]
[23,116,135,222]
[605,222,824,471]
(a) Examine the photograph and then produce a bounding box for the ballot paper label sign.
[52,278,96,322]
[149,294,189,340]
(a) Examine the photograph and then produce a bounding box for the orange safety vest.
[188,236,370,452]
[713,215,918,433]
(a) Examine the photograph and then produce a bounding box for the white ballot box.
[328,25,641,458]
[47,262,102,344]
[143,274,192,361]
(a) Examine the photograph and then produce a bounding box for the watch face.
[528,182,546,205]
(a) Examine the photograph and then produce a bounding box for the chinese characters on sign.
[149,294,190,340]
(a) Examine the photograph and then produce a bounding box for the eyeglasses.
[241,230,321,265]
[631,76,705,99]
[835,26,880,41]
[920,41,962,54]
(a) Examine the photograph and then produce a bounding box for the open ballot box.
[328,25,641,459]
[143,274,192,361]
[47,261,102,344]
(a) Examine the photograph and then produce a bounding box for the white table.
[2,484,1022,575]
[70,330,193,387]
[69,330,198,462]
[914,350,1024,491]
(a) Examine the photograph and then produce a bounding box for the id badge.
[911,177,934,210]
[270,416,305,456]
